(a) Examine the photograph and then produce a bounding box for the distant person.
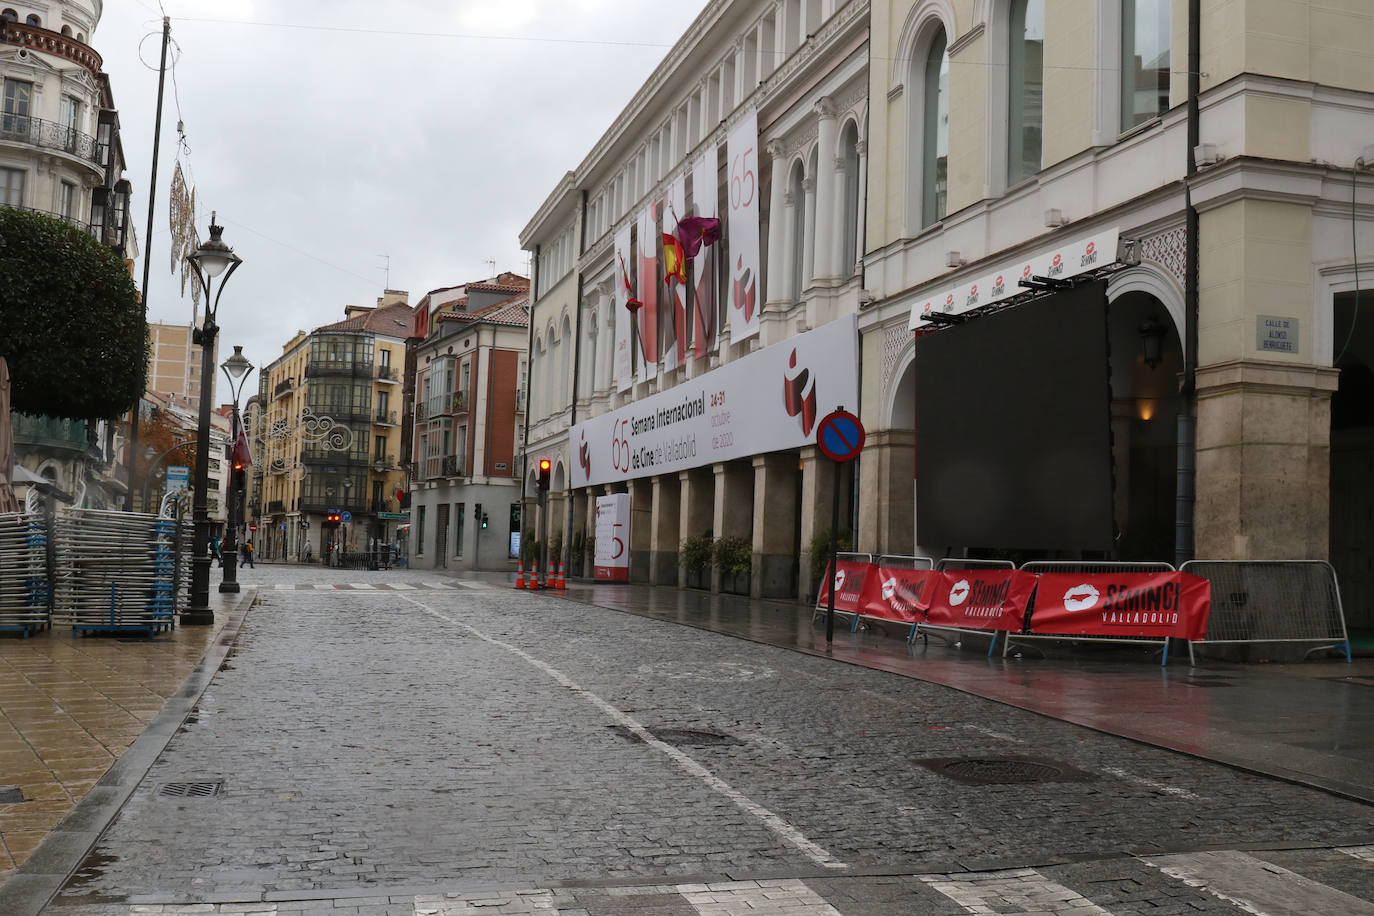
[209,535,222,568]
[240,539,255,568]
[304,542,313,563]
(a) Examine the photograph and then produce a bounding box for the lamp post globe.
[182,215,242,626]
[218,345,254,594]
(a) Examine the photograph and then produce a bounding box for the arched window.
[1,10,18,23]
[532,334,546,420]
[839,122,860,279]
[921,28,950,227]
[24,13,38,26]
[1122,0,1170,131]
[1008,0,1044,185]
[788,160,806,300]
[559,314,572,408]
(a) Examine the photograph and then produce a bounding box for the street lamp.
[218,345,253,594]
[182,214,242,626]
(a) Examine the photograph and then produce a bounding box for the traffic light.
[480,512,489,529]
[537,458,551,491]
[326,511,341,525]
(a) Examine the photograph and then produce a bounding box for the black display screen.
[914,280,1113,552]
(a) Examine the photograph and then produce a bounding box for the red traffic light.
[537,457,551,490]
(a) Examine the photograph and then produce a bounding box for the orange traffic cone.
[514,559,525,589]
[555,560,566,590]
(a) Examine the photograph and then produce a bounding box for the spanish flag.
[662,232,686,284]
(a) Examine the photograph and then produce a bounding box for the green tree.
[0,209,147,419]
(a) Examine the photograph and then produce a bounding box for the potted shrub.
[679,532,713,589]
[712,535,753,595]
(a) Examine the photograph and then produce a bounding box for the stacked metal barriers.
[50,507,190,637]
[0,511,51,636]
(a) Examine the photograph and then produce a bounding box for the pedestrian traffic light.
[537,458,551,491]
[480,512,489,529]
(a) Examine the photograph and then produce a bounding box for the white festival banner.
[613,224,634,392]
[908,227,1121,330]
[569,315,857,488]
[725,110,761,343]
[664,175,687,371]
[636,203,658,382]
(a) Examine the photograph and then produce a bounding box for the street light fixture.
[218,345,253,594]
[182,214,242,626]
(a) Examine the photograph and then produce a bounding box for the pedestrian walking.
[240,538,255,568]
[210,535,223,568]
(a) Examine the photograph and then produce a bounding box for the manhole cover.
[158,781,223,798]
[0,786,25,804]
[606,726,742,747]
[917,757,1092,785]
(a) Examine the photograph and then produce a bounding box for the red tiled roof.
[315,301,416,335]
[436,292,529,327]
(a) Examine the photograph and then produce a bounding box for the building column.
[751,452,799,599]
[650,474,682,584]
[856,429,915,558]
[678,468,714,587]
[797,445,836,601]
[712,461,753,593]
[763,139,790,348]
[811,97,838,283]
[582,488,598,577]
[852,139,868,279]
[627,477,653,583]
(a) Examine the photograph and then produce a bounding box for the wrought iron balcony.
[0,114,100,166]
[268,500,286,514]
[273,376,296,396]
[376,365,398,382]
[12,412,87,454]
[441,455,463,477]
[452,391,469,415]
[373,409,398,426]
[371,453,396,470]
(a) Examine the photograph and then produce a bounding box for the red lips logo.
[1023,265,1033,278]
[945,293,955,307]
[783,349,818,436]
[995,275,1004,287]
[1052,253,1063,267]
[969,284,978,296]
[732,255,756,323]
[1062,583,1100,612]
[1085,242,1095,257]
[948,579,971,606]
[578,431,591,480]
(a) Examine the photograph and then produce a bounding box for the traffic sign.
[249,524,257,533]
[816,409,866,462]
[340,510,352,523]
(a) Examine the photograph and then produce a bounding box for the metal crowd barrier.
[1179,560,1351,664]
[850,555,935,635]
[51,507,189,637]
[935,557,1017,571]
[1005,560,1178,664]
[811,552,874,625]
[0,511,50,636]
[909,557,1018,649]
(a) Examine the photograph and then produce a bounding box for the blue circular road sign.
[340,510,352,523]
[817,409,865,462]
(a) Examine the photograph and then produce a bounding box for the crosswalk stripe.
[414,889,556,914]
[347,583,378,589]
[1342,845,1374,863]
[1144,850,1374,915]
[679,879,841,914]
[919,867,1112,914]
[386,582,418,589]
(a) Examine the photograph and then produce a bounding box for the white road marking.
[920,867,1113,914]
[414,889,557,914]
[1341,845,1374,863]
[386,582,418,589]
[679,878,841,914]
[404,595,847,871]
[347,583,377,589]
[1144,850,1374,915]
[1101,766,1202,799]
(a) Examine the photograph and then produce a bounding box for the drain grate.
[158,781,223,798]
[0,786,25,804]
[607,725,742,747]
[917,756,1093,785]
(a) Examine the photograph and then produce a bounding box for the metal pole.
[825,456,841,645]
[124,16,171,511]
[183,314,217,625]
[219,401,241,592]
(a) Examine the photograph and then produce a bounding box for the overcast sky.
[100,1,710,400]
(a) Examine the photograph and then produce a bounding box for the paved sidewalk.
[0,590,248,886]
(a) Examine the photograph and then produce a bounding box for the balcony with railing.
[0,114,101,169]
[373,409,398,426]
[304,360,367,379]
[415,392,454,421]
[1,21,102,79]
[273,376,297,397]
[12,413,87,454]
[376,365,399,382]
[452,391,469,415]
[371,453,397,470]
[268,499,286,514]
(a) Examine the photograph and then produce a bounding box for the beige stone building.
[147,321,216,405]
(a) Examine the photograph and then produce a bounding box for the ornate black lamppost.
[218,345,253,593]
[182,214,242,625]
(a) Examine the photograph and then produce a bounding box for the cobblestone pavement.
[19,567,1374,913]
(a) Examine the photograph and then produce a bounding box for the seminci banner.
[1030,572,1212,641]
[924,569,1039,632]
[570,315,858,488]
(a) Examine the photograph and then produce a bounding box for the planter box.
[683,567,709,590]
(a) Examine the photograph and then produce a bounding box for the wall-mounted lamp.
[1139,317,1167,369]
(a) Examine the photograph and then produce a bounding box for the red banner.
[859,567,938,623]
[925,569,1038,632]
[1030,572,1212,640]
[815,559,874,614]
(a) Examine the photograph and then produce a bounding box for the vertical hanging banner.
[726,110,761,343]
[593,494,631,582]
[613,224,634,393]
[691,147,719,359]
[636,204,659,383]
[663,176,688,372]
